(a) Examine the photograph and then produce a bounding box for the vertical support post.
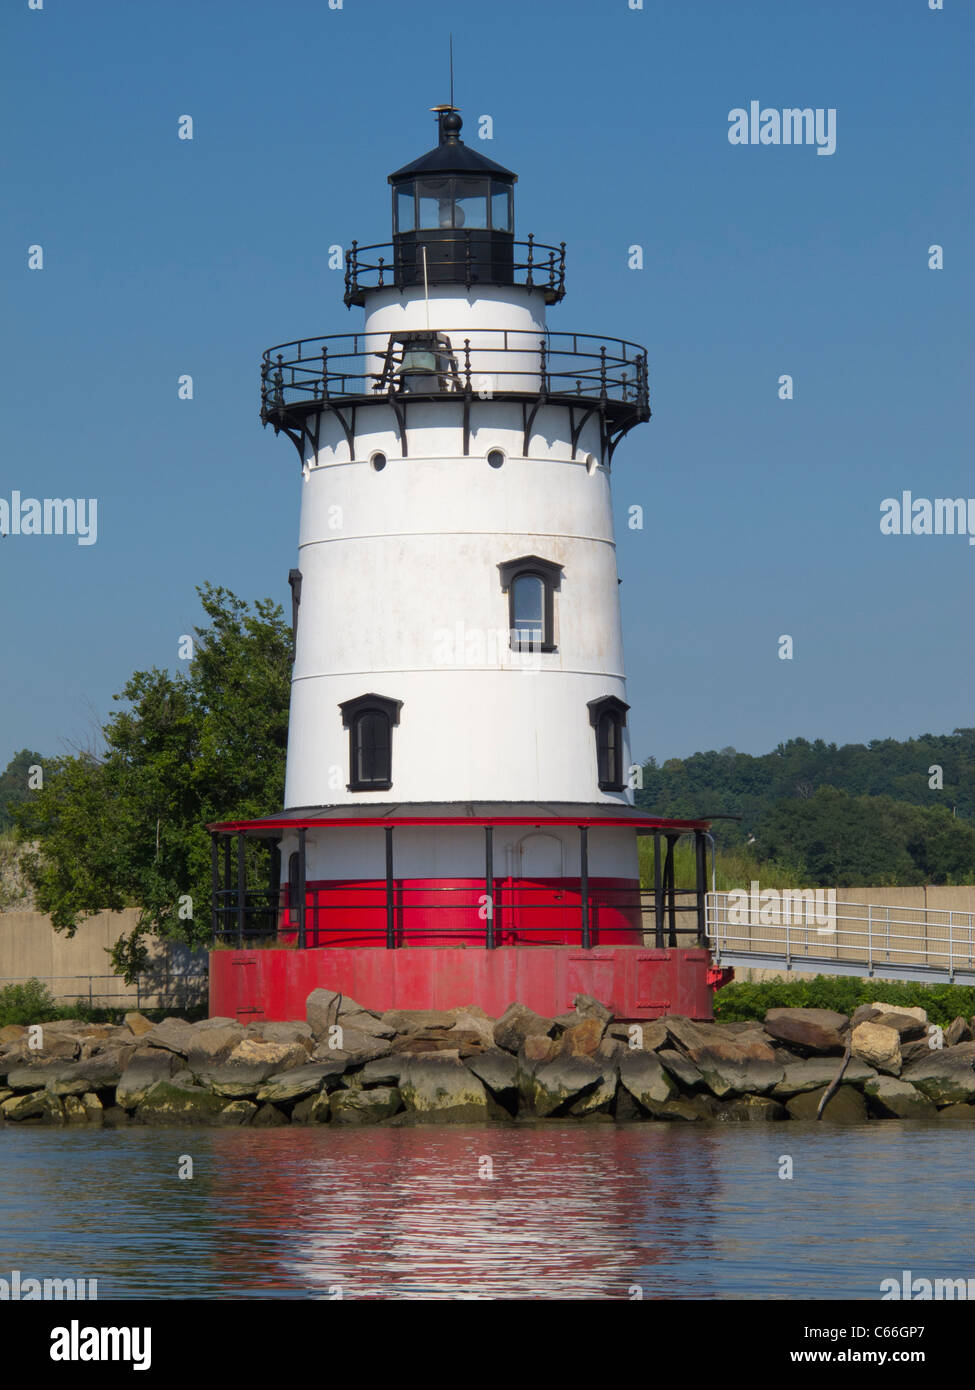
[269,839,281,938]
[236,833,246,949]
[664,834,678,948]
[694,829,707,947]
[297,827,307,951]
[484,825,495,949]
[385,826,395,950]
[580,825,590,949]
[210,833,220,947]
[654,829,664,949]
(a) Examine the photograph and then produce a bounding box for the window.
[490,182,513,232]
[497,555,563,653]
[394,184,415,233]
[288,568,302,641]
[416,178,452,229]
[287,851,300,925]
[487,448,505,468]
[339,693,403,791]
[452,178,489,229]
[587,696,630,791]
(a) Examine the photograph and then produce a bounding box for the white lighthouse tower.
[211,106,715,1022]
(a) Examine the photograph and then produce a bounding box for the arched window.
[339,693,403,792]
[587,696,630,791]
[498,555,563,653]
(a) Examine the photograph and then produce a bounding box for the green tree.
[0,749,46,832]
[14,585,291,979]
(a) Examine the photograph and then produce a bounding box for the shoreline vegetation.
[2,989,974,1128]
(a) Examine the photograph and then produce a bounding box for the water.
[1,1123,971,1299]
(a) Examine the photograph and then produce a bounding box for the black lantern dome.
[387,107,518,290]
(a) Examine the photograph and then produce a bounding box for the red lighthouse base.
[209,944,723,1024]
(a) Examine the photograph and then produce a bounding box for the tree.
[14,585,292,978]
[0,749,46,833]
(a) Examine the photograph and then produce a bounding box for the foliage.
[13,585,292,981]
[0,978,58,1028]
[713,974,975,1028]
[637,836,805,892]
[0,749,46,833]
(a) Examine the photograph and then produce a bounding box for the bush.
[713,975,975,1028]
[0,978,59,1027]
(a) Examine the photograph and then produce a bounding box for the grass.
[713,974,975,1027]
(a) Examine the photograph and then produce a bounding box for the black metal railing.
[344,236,566,307]
[260,327,649,416]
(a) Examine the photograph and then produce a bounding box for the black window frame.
[587,695,630,791]
[497,555,563,653]
[338,692,403,792]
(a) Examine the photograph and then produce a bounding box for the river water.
[0,1122,971,1300]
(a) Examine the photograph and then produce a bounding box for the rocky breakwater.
[1,995,974,1127]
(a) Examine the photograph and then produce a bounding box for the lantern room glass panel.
[490,182,513,232]
[416,178,453,229]
[452,178,489,229]
[394,183,416,233]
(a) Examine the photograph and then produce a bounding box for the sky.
[1,0,972,773]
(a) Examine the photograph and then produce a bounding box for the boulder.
[123,1012,154,1038]
[557,1017,606,1058]
[945,1017,973,1048]
[851,1005,883,1028]
[572,994,613,1024]
[330,1086,402,1124]
[186,1024,245,1073]
[143,1018,194,1057]
[255,1061,347,1104]
[863,1076,937,1120]
[8,1047,136,1097]
[902,1043,975,1104]
[936,1102,975,1123]
[773,1057,878,1097]
[664,1016,782,1096]
[0,1025,26,1044]
[786,1085,868,1124]
[116,1048,180,1109]
[357,1057,404,1087]
[657,1048,705,1092]
[466,1050,518,1104]
[870,1011,927,1042]
[252,1103,289,1127]
[246,1021,314,1049]
[649,1094,721,1122]
[851,1022,902,1075]
[446,1008,497,1049]
[338,1011,396,1040]
[568,1063,617,1117]
[135,1079,229,1124]
[202,1040,310,1098]
[62,1095,90,1124]
[215,1100,257,1126]
[312,1027,392,1065]
[763,1007,848,1054]
[493,1003,555,1053]
[901,1039,937,1067]
[382,1008,457,1033]
[619,1050,678,1111]
[101,1106,131,1127]
[81,1093,103,1125]
[391,1031,482,1055]
[5,1061,67,1092]
[715,1095,789,1122]
[399,1054,491,1123]
[310,1090,331,1123]
[306,988,342,1037]
[871,1002,927,1025]
[529,1055,603,1117]
[2,1090,64,1123]
[516,1035,558,1107]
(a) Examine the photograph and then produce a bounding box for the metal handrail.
[344,236,567,305]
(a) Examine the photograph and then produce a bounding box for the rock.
[573,994,613,1024]
[338,1011,396,1039]
[102,1106,131,1127]
[901,1039,936,1066]
[62,1095,89,1124]
[902,1043,975,1104]
[290,1095,318,1124]
[391,1031,481,1055]
[5,1061,66,1092]
[312,1028,392,1065]
[619,1050,678,1110]
[773,1058,878,1096]
[186,1025,247,1073]
[382,1008,457,1033]
[202,1040,309,1098]
[945,1017,973,1047]
[871,1002,927,1025]
[116,1048,180,1108]
[2,1091,64,1124]
[612,1018,670,1052]
[124,1012,154,1038]
[306,988,342,1037]
[143,1018,194,1057]
[596,1036,623,1065]
[936,1103,975,1123]
[252,1103,289,1127]
[7,1047,137,1097]
[0,1025,27,1043]
[863,1076,937,1119]
[786,1085,868,1124]
[650,1094,721,1122]
[851,1005,883,1028]
[557,1017,606,1057]
[871,1012,927,1042]
[664,1017,782,1096]
[493,1003,555,1053]
[466,1050,518,1102]
[135,1079,229,1124]
[851,1022,902,1075]
[763,1007,848,1054]
[715,1095,789,1122]
[255,1061,347,1104]
[330,1087,402,1124]
[447,1008,497,1049]
[247,1021,315,1048]
[8,1034,79,1061]
[399,1054,491,1123]
[216,1100,257,1126]
[81,1093,103,1125]
[657,1048,705,1091]
[529,1055,603,1117]
[568,1063,617,1117]
[357,1057,403,1087]
[310,1090,331,1123]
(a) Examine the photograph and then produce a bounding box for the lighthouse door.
[513,832,565,943]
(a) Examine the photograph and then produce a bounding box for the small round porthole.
[487,448,505,469]
[585,452,599,474]
[370,451,387,472]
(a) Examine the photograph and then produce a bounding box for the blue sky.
[2,0,972,772]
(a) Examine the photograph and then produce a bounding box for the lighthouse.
[209,106,717,1022]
